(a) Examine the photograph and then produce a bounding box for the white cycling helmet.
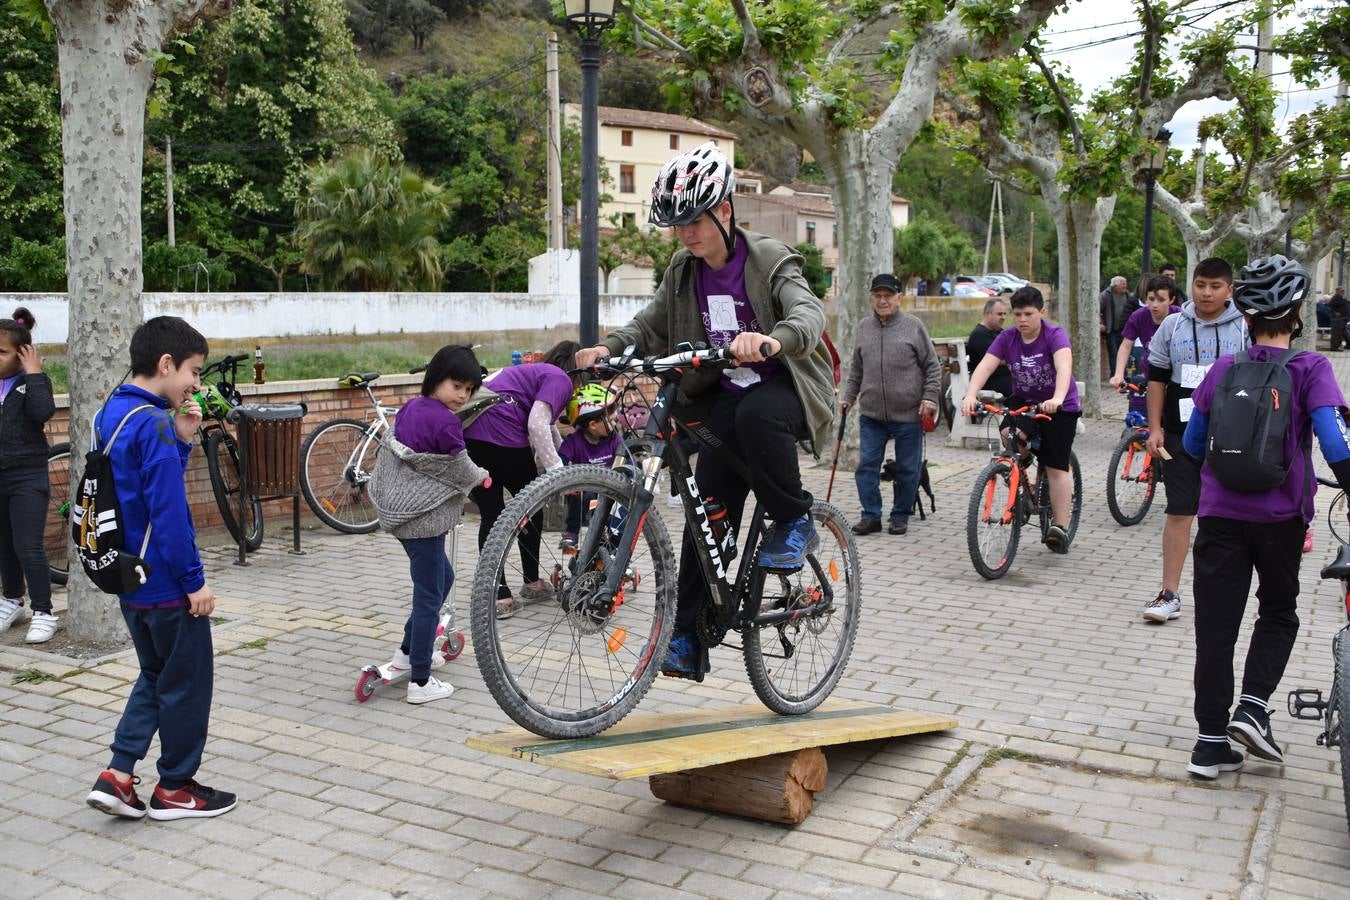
[649,142,737,251]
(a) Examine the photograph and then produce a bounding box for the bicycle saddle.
[1320,543,1350,580]
[338,372,380,388]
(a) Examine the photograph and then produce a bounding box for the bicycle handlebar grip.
[759,341,774,358]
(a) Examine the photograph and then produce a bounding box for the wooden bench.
[467,699,956,824]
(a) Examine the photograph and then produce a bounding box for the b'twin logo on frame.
[686,475,727,580]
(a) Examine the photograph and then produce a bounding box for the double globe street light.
[1140,126,1171,276]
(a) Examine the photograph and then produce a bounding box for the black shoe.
[1187,741,1244,779]
[888,519,908,535]
[1227,705,1283,762]
[1044,524,1070,554]
[852,519,881,536]
[148,780,238,821]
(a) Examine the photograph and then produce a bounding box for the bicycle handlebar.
[204,353,248,377]
[583,345,762,377]
[981,401,1050,422]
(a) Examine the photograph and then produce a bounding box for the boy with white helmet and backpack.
[1182,255,1350,779]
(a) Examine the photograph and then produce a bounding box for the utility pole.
[996,181,1008,274]
[1027,210,1034,280]
[165,136,175,248]
[982,182,996,274]
[545,33,564,252]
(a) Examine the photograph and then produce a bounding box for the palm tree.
[294,151,449,291]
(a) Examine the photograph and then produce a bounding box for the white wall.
[6,291,656,343]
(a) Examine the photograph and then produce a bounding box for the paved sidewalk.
[3,359,1350,899]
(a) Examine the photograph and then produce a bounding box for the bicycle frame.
[979,403,1048,534]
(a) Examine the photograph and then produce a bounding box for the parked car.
[982,272,1029,292]
[952,282,997,298]
[976,276,1013,295]
[939,274,982,296]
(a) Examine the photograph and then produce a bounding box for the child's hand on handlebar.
[960,394,979,417]
[729,333,779,363]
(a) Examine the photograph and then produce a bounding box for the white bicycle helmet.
[649,142,736,252]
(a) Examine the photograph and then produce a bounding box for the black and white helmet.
[649,142,735,227]
[1234,254,1309,319]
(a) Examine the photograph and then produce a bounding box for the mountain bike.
[469,345,862,739]
[46,442,71,584]
[965,393,1082,580]
[1288,476,1350,832]
[197,353,264,551]
[1106,376,1159,526]
[299,366,425,534]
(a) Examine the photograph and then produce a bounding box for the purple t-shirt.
[0,373,19,404]
[695,239,782,391]
[1192,346,1346,523]
[393,395,466,455]
[986,322,1081,412]
[1121,305,1182,364]
[463,364,573,448]
[559,429,623,467]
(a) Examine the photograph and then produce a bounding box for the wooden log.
[648,747,828,824]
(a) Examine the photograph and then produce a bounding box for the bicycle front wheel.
[743,499,861,715]
[471,465,676,738]
[300,418,380,534]
[1330,491,1349,546]
[205,429,264,551]
[1334,628,1350,833]
[46,443,71,585]
[1106,432,1156,526]
[967,458,1021,580]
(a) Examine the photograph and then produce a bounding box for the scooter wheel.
[443,632,466,661]
[355,669,380,703]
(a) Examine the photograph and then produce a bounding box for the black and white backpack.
[71,404,156,594]
[1204,348,1300,492]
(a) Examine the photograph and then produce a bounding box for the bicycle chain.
[696,602,729,647]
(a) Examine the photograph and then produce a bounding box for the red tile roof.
[596,106,737,140]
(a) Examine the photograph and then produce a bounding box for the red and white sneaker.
[86,770,147,819]
[148,780,237,821]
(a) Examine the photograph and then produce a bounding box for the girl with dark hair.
[0,308,58,643]
[465,339,580,618]
[368,345,489,704]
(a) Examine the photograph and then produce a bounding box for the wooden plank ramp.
[467,699,956,824]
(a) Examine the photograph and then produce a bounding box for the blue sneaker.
[661,632,707,679]
[757,515,820,570]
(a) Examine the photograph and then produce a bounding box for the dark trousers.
[467,440,542,599]
[0,464,51,612]
[110,604,213,789]
[1331,315,1349,351]
[398,535,453,682]
[856,416,923,524]
[564,491,594,534]
[1192,515,1304,736]
[673,377,812,635]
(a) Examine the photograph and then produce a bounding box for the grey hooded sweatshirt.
[1147,299,1248,434]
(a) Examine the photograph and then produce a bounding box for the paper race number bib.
[1178,397,1195,423]
[726,366,762,388]
[1179,363,1210,390]
[707,295,739,333]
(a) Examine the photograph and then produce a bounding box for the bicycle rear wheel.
[300,418,380,534]
[471,465,676,738]
[1330,491,1349,546]
[1334,628,1350,834]
[743,499,861,715]
[1106,433,1156,526]
[1037,451,1084,542]
[967,458,1021,580]
[205,429,264,551]
[46,443,70,585]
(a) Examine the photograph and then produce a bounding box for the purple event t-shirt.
[0,374,18,403]
[1191,346,1346,523]
[1121,305,1183,369]
[463,363,573,448]
[559,429,623,467]
[986,322,1081,412]
[695,239,782,391]
[393,394,466,456]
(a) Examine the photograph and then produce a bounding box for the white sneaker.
[406,675,454,704]
[25,611,59,644]
[385,648,445,675]
[0,596,29,633]
[496,595,519,619]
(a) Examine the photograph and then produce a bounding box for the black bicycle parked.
[469,345,862,739]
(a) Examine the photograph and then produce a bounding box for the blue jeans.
[856,416,923,524]
[398,535,454,682]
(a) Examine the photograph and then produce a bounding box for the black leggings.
[0,465,51,613]
[466,441,543,600]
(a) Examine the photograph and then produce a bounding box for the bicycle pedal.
[1287,688,1326,719]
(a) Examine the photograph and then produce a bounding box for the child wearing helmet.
[1180,255,1350,780]
[559,383,624,548]
[574,142,835,679]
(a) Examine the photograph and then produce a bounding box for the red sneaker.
[148,780,237,821]
[86,770,147,819]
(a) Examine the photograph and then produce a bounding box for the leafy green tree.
[346,0,403,54]
[0,7,62,260]
[294,151,449,290]
[444,223,542,292]
[142,240,236,292]
[894,218,978,292]
[604,224,680,291]
[401,0,444,52]
[794,242,829,298]
[0,237,65,291]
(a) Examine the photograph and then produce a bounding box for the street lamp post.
[564,0,615,349]
[1140,127,1171,276]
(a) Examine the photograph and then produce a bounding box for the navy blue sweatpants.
[109,603,213,789]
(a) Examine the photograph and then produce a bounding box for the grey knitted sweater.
[369,435,487,539]
[840,312,941,423]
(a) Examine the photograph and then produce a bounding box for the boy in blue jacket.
[85,317,236,821]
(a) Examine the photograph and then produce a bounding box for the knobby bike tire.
[470,465,676,738]
[1106,431,1156,526]
[1330,491,1349,546]
[1335,628,1350,834]
[743,498,861,715]
[46,443,71,585]
[967,458,1021,580]
[205,429,264,552]
[1036,451,1084,542]
[299,418,380,534]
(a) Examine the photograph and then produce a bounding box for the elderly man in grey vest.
[840,274,941,536]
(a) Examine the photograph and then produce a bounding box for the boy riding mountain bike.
[575,142,835,678]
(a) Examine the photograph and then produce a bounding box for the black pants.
[0,464,51,613]
[673,376,812,635]
[1331,315,1349,351]
[1192,515,1304,736]
[466,440,542,600]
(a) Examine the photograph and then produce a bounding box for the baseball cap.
[870,274,901,294]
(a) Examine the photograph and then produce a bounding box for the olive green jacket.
[602,229,836,456]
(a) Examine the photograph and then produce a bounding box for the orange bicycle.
[1106,376,1159,526]
[965,395,1082,580]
